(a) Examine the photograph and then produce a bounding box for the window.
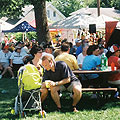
[53,11,56,17]
[47,10,50,18]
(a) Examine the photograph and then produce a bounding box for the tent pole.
[67,29,68,40]
[23,32,24,42]
[0,23,2,42]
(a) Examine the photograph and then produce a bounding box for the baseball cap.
[109,44,120,53]
[75,38,82,43]
[4,46,9,49]
[15,46,21,50]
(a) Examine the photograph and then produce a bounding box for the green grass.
[0,78,120,120]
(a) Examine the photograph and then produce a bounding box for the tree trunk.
[33,0,50,45]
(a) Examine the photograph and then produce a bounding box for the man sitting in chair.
[41,55,82,112]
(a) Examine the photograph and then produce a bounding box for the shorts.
[60,80,82,92]
[0,62,9,68]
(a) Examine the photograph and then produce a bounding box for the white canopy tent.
[49,14,119,30]
[0,20,14,31]
[95,14,119,30]
[0,20,14,42]
[49,14,93,29]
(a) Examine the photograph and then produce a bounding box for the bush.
[4,32,37,42]
[26,32,37,41]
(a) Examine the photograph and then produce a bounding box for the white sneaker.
[0,75,2,79]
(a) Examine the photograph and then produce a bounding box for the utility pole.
[86,0,89,7]
[97,0,100,16]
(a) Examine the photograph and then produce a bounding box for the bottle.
[111,62,115,71]
[101,53,108,71]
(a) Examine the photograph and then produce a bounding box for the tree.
[24,0,51,44]
[52,0,84,17]
[0,0,51,44]
[89,0,120,10]
[0,0,24,18]
[114,0,120,10]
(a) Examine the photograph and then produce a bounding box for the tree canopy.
[52,0,84,17]
[0,0,24,18]
[52,0,120,17]
[89,0,120,10]
[0,0,51,44]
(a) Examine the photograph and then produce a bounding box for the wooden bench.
[81,87,118,107]
[82,88,117,92]
[81,87,118,104]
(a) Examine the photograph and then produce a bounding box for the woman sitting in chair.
[28,45,43,76]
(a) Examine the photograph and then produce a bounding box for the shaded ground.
[0,78,120,120]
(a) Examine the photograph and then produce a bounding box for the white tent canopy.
[96,14,119,30]
[49,13,119,30]
[0,20,14,42]
[0,20,14,31]
[49,14,93,29]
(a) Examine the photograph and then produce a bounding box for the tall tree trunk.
[33,0,50,45]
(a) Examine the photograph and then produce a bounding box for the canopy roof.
[49,14,90,29]
[49,14,119,30]
[0,19,14,31]
[96,14,119,30]
[2,21,36,32]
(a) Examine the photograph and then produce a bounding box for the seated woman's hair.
[30,45,42,57]
[87,45,99,55]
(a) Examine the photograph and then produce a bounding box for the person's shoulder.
[56,60,65,64]
[12,51,16,54]
[93,55,101,61]
[0,50,2,53]
[55,53,68,60]
[68,53,77,60]
[77,45,82,49]
[93,55,100,58]
[8,51,12,54]
[56,61,67,66]
[78,53,83,57]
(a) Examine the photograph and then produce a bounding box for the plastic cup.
[45,80,51,88]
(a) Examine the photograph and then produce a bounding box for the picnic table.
[73,69,120,74]
[72,69,119,103]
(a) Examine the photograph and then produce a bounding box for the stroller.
[13,64,46,118]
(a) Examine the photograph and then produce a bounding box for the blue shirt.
[76,45,82,56]
[82,55,101,79]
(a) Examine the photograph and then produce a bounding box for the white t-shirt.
[77,53,86,69]
[0,50,12,63]
[21,46,29,54]
[10,51,28,64]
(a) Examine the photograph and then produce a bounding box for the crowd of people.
[0,32,120,112]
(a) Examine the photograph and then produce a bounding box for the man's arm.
[56,77,71,86]
[10,59,13,67]
[49,77,71,87]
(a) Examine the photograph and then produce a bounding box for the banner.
[105,21,118,44]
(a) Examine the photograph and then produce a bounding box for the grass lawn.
[0,78,120,120]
